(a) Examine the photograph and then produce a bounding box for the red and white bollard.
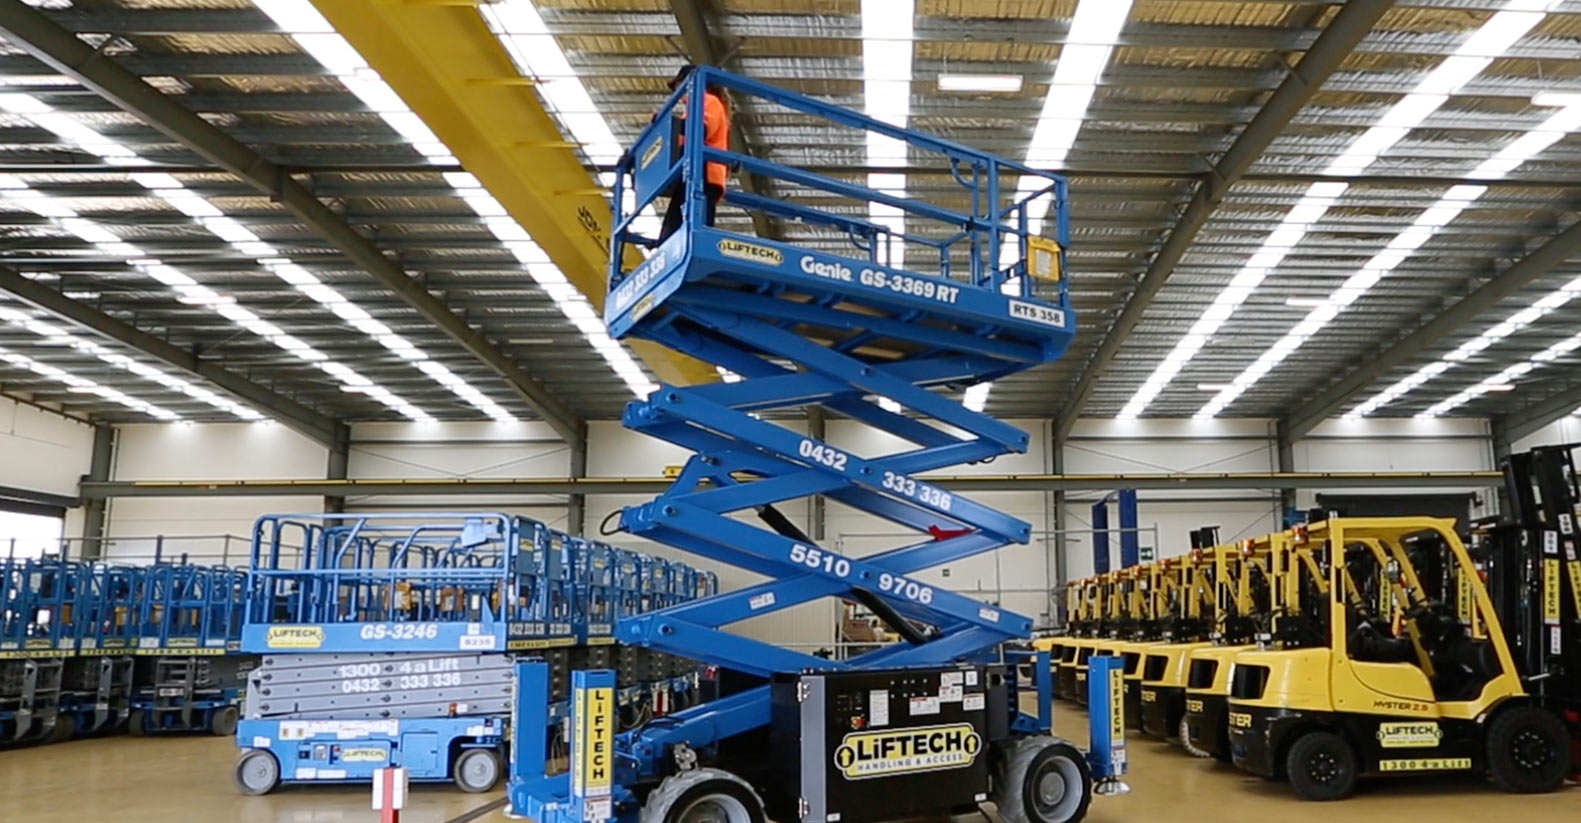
[372,767,408,823]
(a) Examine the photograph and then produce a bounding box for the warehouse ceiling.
[0,0,1580,440]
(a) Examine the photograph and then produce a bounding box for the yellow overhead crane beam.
[312,0,716,388]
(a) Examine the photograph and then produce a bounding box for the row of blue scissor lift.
[1,511,717,796]
[0,549,250,743]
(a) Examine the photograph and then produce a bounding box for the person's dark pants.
[659,180,722,243]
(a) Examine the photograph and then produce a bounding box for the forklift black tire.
[234,749,281,796]
[453,748,502,792]
[49,713,76,744]
[127,708,148,737]
[992,736,1093,823]
[1179,716,1211,759]
[1486,706,1570,793]
[640,768,766,823]
[211,705,240,736]
[1285,732,1357,801]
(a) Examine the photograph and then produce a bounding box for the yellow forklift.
[1073,572,1127,708]
[1181,533,1274,759]
[1138,527,1220,739]
[1056,576,1103,702]
[1118,559,1173,730]
[1226,453,1580,801]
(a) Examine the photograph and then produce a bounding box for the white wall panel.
[104,422,328,558]
[0,398,94,498]
[346,420,571,515]
[1294,418,1496,510]
[1510,416,1581,452]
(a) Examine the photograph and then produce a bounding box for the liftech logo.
[832,723,982,780]
[265,626,324,649]
[1376,722,1442,748]
[717,239,783,266]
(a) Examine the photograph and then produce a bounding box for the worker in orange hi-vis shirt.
[658,64,730,243]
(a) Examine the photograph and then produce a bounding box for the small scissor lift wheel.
[234,748,282,795]
[641,769,766,823]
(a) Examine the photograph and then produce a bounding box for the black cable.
[599,509,625,536]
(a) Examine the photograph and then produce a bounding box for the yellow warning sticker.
[572,686,615,797]
[1110,668,1125,738]
[640,138,664,170]
[1379,758,1470,772]
[1544,558,1561,622]
[341,748,388,763]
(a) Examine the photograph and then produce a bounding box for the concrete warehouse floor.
[3,702,1576,823]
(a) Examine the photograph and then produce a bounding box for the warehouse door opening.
[0,509,64,560]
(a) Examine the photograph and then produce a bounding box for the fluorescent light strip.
[0,112,436,426]
[1121,0,1559,421]
[861,0,914,270]
[255,0,656,399]
[0,178,433,421]
[975,0,1133,412]
[23,11,515,423]
[1350,276,1581,420]
[1203,100,1581,420]
[1414,328,1581,418]
[0,304,250,420]
[0,341,180,421]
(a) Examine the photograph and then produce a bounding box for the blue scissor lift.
[0,554,75,744]
[510,67,1117,823]
[127,557,252,736]
[57,561,138,740]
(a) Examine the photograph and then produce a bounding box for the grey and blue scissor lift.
[507,67,1126,823]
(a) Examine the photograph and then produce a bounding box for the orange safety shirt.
[678,90,730,190]
[702,91,730,189]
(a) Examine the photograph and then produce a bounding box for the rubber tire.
[49,712,76,744]
[1486,706,1570,794]
[211,705,240,737]
[1179,715,1212,759]
[234,749,281,796]
[1285,732,1358,801]
[452,748,502,793]
[992,736,1094,823]
[640,768,766,823]
[127,708,148,736]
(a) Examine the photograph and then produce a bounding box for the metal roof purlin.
[0,263,346,448]
[1280,216,1581,439]
[309,0,717,392]
[1052,0,1398,439]
[0,0,583,442]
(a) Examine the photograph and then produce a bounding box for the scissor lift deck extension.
[510,67,1107,823]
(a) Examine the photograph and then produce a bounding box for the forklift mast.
[1493,446,1581,704]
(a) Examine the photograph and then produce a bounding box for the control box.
[769,665,1008,823]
